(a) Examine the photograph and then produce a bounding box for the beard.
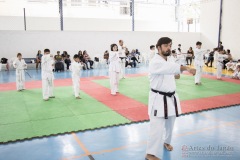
[162,50,171,56]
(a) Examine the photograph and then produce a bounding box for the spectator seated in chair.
[65,55,71,71]
[83,50,94,69]
[103,50,109,64]
[54,51,64,72]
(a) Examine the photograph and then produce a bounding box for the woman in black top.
[186,47,194,65]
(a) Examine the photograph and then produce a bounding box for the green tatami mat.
[93,75,240,105]
[0,87,130,143]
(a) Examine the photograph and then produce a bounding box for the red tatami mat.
[81,80,149,122]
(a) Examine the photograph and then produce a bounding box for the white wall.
[0,31,200,59]
[221,0,240,59]
[200,0,240,59]
[0,16,179,32]
[200,0,220,51]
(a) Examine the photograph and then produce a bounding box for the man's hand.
[175,74,180,79]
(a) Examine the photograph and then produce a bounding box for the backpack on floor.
[1,58,8,64]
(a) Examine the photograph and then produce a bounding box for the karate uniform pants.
[146,115,176,158]
[195,65,202,83]
[16,69,25,90]
[119,59,126,78]
[216,62,223,79]
[72,76,80,97]
[42,77,54,99]
[109,71,119,94]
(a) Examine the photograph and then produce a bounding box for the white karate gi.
[109,51,121,94]
[232,70,240,79]
[213,51,219,68]
[70,61,82,97]
[146,54,181,158]
[216,54,228,79]
[149,50,155,62]
[13,59,27,90]
[118,45,126,78]
[175,53,186,66]
[41,54,54,99]
[194,48,206,84]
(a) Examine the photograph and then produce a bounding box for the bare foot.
[164,143,173,151]
[145,154,161,160]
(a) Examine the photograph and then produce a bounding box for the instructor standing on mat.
[145,37,196,160]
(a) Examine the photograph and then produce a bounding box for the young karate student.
[42,49,55,101]
[13,53,27,91]
[145,37,196,160]
[232,65,240,79]
[70,54,82,99]
[149,45,156,62]
[194,41,207,85]
[109,44,121,95]
[118,40,126,79]
[216,49,228,80]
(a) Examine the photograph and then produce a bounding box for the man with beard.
[145,37,196,160]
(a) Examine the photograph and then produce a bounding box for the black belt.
[151,88,179,119]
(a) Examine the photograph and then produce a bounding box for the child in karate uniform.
[42,49,55,101]
[232,65,240,79]
[70,54,82,99]
[109,44,121,95]
[216,49,228,80]
[13,53,27,91]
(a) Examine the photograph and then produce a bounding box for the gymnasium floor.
[0,65,239,160]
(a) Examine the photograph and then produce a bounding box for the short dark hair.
[44,49,50,53]
[17,53,22,57]
[196,41,202,46]
[172,50,176,53]
[150,45,155,49]
[57,51,60,53]
[219,41,222,44]
[119,40,123,43]
[178,44,181,46]
[110,44,118,51]
[227,49,230,53]
[73,54,79,59]
[156,37,172,48]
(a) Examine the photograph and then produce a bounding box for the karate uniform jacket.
[148,54,181,117]
[13,59,27,70]
[194,48,206,67]
[41,54,54,80]
[70,61,82,78]
[109,51,120,72]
